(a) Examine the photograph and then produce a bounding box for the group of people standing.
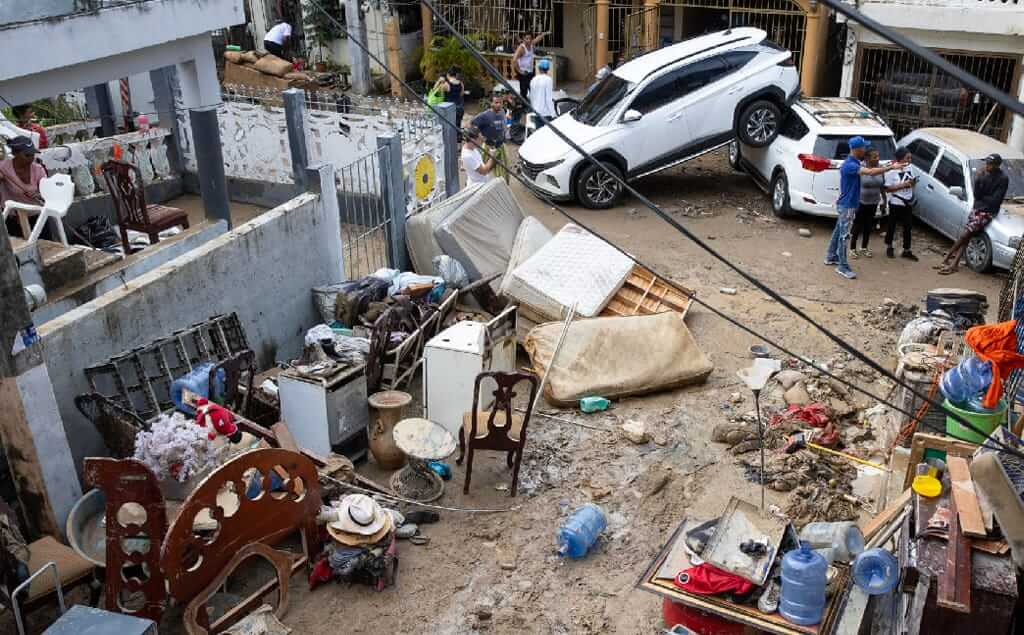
[825,135,1008,279]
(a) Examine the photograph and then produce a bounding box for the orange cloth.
[965,320,1024,409]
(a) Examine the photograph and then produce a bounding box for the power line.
[303,0,1024,459]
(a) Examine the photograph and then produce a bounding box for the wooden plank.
[947,456,987,538]
[905,573,931,635]
[271,421,299,451]
[600,265,694,319]
[833,586,871,635]
[861,488,912,541]
[903,432,980,490]
[937,494,972,613]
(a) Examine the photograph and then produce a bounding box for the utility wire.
[303,0,1024,459]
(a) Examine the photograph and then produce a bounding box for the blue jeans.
[826,206,855,268]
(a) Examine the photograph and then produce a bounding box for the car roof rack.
[797,98,888,127]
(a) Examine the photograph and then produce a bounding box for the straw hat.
[326,494,392,546]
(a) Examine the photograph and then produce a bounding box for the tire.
[770,171,795,218]
[966,233,994,272]
[737,100,783,148]
[575,161,624,209]
[728,140,743,171]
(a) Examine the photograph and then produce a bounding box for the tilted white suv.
[730,97,897,218]
[518,28,800,209]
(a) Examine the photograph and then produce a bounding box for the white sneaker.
[850,249,859,259]
[863,248,873,258]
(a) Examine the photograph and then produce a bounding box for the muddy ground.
[11,149,1005,634]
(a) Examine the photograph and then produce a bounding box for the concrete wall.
[37,184,344,470]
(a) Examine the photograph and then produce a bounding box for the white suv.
[518,28,800,209]
[730,97,897,218]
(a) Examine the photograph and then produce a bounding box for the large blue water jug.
[780,542,827,626]
[557,504,606,558]
[940,356,992,405]
[170,362,217,416]
[852,548,899,595]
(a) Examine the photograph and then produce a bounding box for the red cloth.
[769,403,832,429]
[662,598,745,634]
[673,563,753,596]
[965,320,1024,409]
[308,556,333,590]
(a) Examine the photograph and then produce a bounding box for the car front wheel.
[770,171,795,218]
[738,100,782,147]
[728,141,743,171]
[966,233,993,272]
[575,162,624,209]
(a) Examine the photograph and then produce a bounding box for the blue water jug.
[557,504,606,558]
[780,542,827,626]
[852,548,899,595]
[170,362,217,416]
[940,356,992,405]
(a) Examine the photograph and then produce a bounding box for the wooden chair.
[457,371,539,497]
[101,160,188,254]
[208,349,256,418]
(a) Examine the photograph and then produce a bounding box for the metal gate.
[337,147,394,279]
[582,3,595,77]
[855,45,1019,141]
[624,6,660,61]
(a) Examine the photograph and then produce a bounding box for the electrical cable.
[304,0,1024,459]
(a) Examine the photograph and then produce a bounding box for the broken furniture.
[5,540,99,635]
[208,350,257,418]
[42,604,157,635]
[278,363,369,459]
[74,392,150,459]
[82,448,322,631]
[524,311,714,406]
[600,265,694,319]
[391,418,457,503]
[2,173,74,247]
[457,371,539,497]
[101,159,189,255]
[423,305,517,438]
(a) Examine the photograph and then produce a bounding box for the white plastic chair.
[2,173,74,246]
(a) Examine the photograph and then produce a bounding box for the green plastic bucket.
[944,398,1006,444]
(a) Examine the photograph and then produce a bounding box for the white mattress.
[405,183,483,274]
[501,223,633,321]
[432,179,524,282]
[499,216,554,298]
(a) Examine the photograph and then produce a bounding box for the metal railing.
[337,147,393,279]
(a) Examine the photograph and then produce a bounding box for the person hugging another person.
[849,147,884,259]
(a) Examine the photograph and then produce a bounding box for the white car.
[897,128,1024,272]
[518,28,800,209]
[729,98,897,218]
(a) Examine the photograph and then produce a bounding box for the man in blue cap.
[529,58,556,127]
[825,136,907,279]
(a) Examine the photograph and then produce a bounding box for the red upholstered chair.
[101,160,189,254]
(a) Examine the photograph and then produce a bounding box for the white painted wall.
[38,188,344,470]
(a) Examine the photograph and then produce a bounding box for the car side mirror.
[622,109,643,123]
[949,186,965,200]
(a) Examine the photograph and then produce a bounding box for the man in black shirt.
[938,153,1010,275]
[471,96,506,148]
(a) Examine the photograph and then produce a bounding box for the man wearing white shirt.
[529,59,555,127]
[264,22,292,59]
[882,146,919,261]
[461,126,495,186]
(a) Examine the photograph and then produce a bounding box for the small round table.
[390,417,456,503]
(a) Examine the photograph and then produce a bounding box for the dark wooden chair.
[208,349,256,417]
[456,371,539,497]
[101,160,189,254]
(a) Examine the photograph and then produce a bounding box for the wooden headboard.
[159,448,322,602]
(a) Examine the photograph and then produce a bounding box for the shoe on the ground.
[863,248,873,258]
[850,249,859,259]
[902,251,919,261]
[886,247,895,258]
[824,258,838,266]
[836,266,857,279]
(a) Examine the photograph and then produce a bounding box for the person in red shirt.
[11,105,48,150]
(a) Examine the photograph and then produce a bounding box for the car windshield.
[813,135,897,160]
[969,159,1024,201]
[573,74,633,126]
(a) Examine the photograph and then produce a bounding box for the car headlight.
[1009,236,1021,249]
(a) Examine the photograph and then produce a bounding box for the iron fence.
[429,0,563,51]
[855,46,1019,141]
[337,147,394,279]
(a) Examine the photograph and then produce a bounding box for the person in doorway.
[936,153,1009,275]
[512,31,549,99]
[433,66,465,129]
[461,126,495,186]
[824,136,906,280]
[849,147,884,259]
[883,146,919,260]
[0,136,47,238]
[11,105,47,150]
[529,59,555,127]
[263,21,292,59]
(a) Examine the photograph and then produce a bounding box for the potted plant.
[304,0,345,72]
[420,36,485,95]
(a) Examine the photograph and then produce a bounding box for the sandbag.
[223,51,243,64]
[253,54,294,77]
[240,51,260,64]
[524,312,713,406]
[285,71,311,80]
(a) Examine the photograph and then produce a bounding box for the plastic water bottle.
[940,356,992,405]
[798,522,865,563]
[557,504,606,558]
[780,542,827,626]
[852,548,899,595]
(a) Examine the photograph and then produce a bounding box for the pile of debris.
[859,298,919,331]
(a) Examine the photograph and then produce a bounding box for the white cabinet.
[278,364,369,458]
